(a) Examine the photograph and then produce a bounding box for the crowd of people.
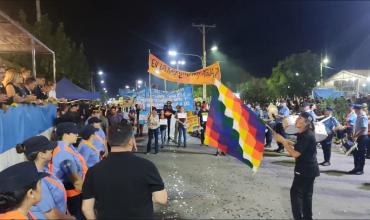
[0,68,56,109]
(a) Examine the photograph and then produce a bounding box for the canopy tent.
[0,9,56,82]
[312,87,344,99]
[56,77,100,100]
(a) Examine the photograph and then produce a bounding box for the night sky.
[2,0,370,95]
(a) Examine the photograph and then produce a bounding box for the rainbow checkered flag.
[205,80,265,172]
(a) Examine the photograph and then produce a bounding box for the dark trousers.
[320,136,333,162]
[147,128,159,153]
[265,129,272,146]
[200,124,206,144]
[275,122,286,151]
[67,194,85,220]
[353,135,368,172]
[167,117,171,139]
[290,175,315,220]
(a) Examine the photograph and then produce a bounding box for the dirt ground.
[136,135,370,219]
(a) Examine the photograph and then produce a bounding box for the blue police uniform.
[78,140,101,168]
[31,169,67,219]
[92,128,106,153]
[352,111,368,173]
[320,116,339,164]
[308,110,317,122]
[275,105,290,152]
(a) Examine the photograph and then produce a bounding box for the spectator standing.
[82,122,167,219]
[147,107,160,154]
[108,106,124,126]
[198,104,209,145]
[176,106,187,148]
[163,101,175,141]
[159,110,167,148]
[135,104,143,137]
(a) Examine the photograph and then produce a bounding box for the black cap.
[326,107,334,111]
[81,125,98,140]
[56,122,79,137]
[300,111,314,122]
[22,136,57,156]
[0,161,48,193]
[354,104,362,110]
[88,117,102,125]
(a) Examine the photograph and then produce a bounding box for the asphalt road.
[135,135,370,219]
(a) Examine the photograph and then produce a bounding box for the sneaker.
[348,169,357,174]
[264,144,271,148]
[354,170,364,175]
[319,162,331,166]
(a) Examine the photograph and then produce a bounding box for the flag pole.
[148,49,153,110]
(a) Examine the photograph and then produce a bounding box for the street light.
[170,60,177,65]
[103,87,107,91]
[211,45,218,52]
[168,50,177,56]
[320,55,330,86]
[137,80,143,85]
[100,80,104,84]
[125,85,130,89]
[98,71,103,76]
[295,72,299,76]
[178,60,186,65]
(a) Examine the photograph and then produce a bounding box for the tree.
[268,51,320,97]
[0,10,90,88]
[240,77,271,104]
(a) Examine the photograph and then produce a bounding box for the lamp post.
[320,56,329,86]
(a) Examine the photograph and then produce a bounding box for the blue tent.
[56,77,100,99]
[312,87,344,99]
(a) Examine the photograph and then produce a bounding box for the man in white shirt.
[147,107,160,154]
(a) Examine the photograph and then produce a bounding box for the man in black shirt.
[163,101,175,141]
[198,104,209,145]
[82,122,168,219]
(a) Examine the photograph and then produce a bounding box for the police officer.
[78,125,100,168]
[319,107,340,166]
[0,161,48,219]
[16,136,73,219]
[50,122,88,219]
[275,100,290,153]
[348,104,369,175]
[337,104,357,150]
[87,117,108,158]
[198,104,209,145]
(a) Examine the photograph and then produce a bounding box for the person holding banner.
[176,106,187,148]
[159,110,168,148]
[198,104,209,145]
[147,107,160,154]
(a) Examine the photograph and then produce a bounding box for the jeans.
[275,122,286,151]
[147,128,159,153]
[200,124,206,144]
[160,128,167,146]
[353,135,368,172]
[320,136,333,162]
[290,175,315,220]
[178,125,187,147]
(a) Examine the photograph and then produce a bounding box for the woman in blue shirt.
[16,136,73,219]
[78,125,100,168]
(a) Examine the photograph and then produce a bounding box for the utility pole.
[36,0,41,22]
[192,23,216,100]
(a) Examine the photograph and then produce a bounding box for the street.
[136,135,370,219]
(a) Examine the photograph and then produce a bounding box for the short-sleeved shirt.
[322,116,339,136]
[308,110,317,122]
[93,128,106,153]
[82,152,164,219]
[277,106,289,123]
[294,129,320,178]
[51,141,85,182]
[346,111,357,127]
[355,112,368,137]
[78,140,101,168]
[31,169,67,219]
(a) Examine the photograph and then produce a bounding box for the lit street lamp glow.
[137,80,143,85]
[323,57,329,65]
[295,72,299,76]
[100,80,104,84]
[103,87,107,91]
[98,71,103,76]
[125,85,130,89]
[168,50,177,56]
[179,60,186,65]
[170,60,177,65]
[211,45,218,52]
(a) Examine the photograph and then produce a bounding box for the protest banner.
[148,53,221,85]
